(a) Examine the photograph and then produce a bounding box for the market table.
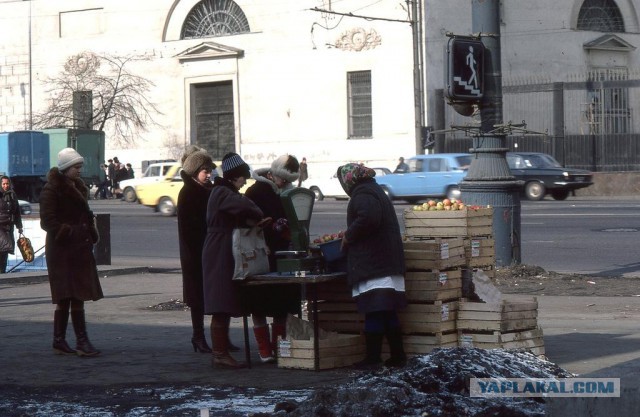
[240,271,347,370]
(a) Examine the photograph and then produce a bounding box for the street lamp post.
[23,0,33,130]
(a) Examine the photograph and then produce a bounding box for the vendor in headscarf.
[337,163,407,368]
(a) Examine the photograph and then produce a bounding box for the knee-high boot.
[190,309,212,353]
[384,327,407,367]
[354,332,384,369]
[71,310,100,357]
[253,325,274,363]
[53,310,76,355]
[211,315,246,369]
[271,322,286,358]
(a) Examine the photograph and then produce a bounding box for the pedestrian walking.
[202,152,272,368]
[244,154,301,363]
[40,148,102,357]
[297,157,308,187]
[0,176,23,273]
[337,163,408,368]
[394,157,409,173]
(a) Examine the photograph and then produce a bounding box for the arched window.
[180,0,250,39]
[577,0,625,32]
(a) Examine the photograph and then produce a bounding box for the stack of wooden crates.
[278,206,544,370]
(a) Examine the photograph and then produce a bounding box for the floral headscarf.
[337,163,376,196]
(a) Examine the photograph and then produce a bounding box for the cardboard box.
[277,334,365,370]
[403,207,493,238]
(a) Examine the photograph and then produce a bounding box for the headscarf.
[336,163,376,196]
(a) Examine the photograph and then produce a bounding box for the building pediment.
[583,34,636,52]
[175,41,244,62]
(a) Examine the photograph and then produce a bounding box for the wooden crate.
[381,332,458,356]
[457,298,539,332]
[464,238,496,267]
[458,327,545,357]
[277,334,365,370]
[403,207,493,238]
[405,269,462,302]
[403,239,466,270]
[315,301,363,333]
[398,300,458,334]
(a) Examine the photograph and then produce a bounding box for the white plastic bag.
[231,226,270,280]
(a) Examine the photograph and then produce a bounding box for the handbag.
[17,233,34,263]
[232,226,270,280]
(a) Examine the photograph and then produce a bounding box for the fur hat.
[221,152,251,180]
[181,145,215,177]
[270,154,300,183]
[57,148,84,171]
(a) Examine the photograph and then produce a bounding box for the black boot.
[384,327,407,367]
[71,310,101,357]
[354,332,383,370]
[52,310,76,355]
[190,310,212,353]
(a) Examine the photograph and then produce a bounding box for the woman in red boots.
[202,153,271,368]
[244,154,302,363]
[40,148,102,357]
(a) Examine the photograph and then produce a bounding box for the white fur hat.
[270,155,300,183]
[57,148,84,171]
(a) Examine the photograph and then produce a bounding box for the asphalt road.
[84,196,640,277]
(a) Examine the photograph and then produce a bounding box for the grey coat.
[202,177,263,316]
[39,168,102,304]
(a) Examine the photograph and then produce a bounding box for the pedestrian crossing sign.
[446,37,484,100]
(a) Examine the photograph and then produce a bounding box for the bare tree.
[33,52,163,147]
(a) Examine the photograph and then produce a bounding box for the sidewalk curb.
[0,266,151,286]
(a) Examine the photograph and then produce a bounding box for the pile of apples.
[411,198,466,211]
[312,230,345,244]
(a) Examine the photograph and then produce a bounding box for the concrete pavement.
[1,263,639,415]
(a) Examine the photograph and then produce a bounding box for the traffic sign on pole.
[446,37,484,100]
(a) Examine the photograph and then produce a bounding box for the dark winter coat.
[0,188,23,254]
[39,168,102,304]
[202,176,264,316]
[344,178,405,287]
[177,170,212,310]
[243,172,301,317]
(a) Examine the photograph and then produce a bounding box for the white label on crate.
[441,304,450,320]
[460,334,474,347]
[440,242,449,259]
[278,340,292,358]
[438,272,448,286]
[471,240,481,257]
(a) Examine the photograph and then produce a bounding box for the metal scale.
[275,188,323,274]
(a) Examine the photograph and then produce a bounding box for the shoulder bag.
[232,226,270,280]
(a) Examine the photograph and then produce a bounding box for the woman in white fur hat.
[243,154,301,363]
[40,148,102,357]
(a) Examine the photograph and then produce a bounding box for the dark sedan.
[506,152,593,201]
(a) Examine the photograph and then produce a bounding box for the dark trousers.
[0,251,8,273]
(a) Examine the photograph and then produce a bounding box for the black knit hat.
[221,152,251,180]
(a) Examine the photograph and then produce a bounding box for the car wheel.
[310,187,324,201]
[123,187,137,203]
[158,197,176,216]
[446,186,461,201]
[551,190,570,200]
[525,181,545,201]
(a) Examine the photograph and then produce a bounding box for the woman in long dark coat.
[40,148,102,357]
[244,154,301,363]
[0,176,23,273]
[177,146,215,353]
[202,153,269,368]
[337,163,408,368]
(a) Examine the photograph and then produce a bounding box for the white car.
[120,161,178,202]
[304,167,391,201]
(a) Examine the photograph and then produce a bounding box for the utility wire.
[309,7,411,24]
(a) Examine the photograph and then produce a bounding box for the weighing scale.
[275,188,324,274]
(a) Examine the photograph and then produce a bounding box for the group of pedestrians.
[38,146,408,370]
[94,157,134,200]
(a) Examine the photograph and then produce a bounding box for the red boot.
[253,325,274,363]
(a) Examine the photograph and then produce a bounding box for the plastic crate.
[318,239,345,262]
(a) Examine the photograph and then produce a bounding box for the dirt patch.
[493,264,640,297]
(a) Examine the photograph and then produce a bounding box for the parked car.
[135,162,253,216]
[374,153,472,203]
[18,200,32,215]
[506,152,593,200]
[304,166,391,201]
[120,161,177,203]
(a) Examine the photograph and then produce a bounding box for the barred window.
[181,0,250,39]
[347,71,372,138]
[584,68,630,134]
[577,0,625,32]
